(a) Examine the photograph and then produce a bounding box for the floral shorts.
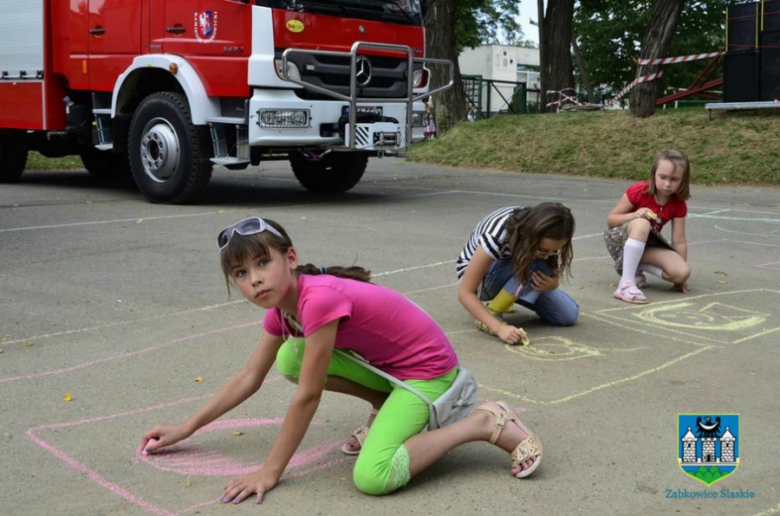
[603,221,675,275]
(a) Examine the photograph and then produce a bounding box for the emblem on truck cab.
[286,20,305,33]
[355,56,372,87]
[194,11,218,42]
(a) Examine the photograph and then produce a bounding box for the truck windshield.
[257,0,422,26]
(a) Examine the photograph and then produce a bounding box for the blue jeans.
[478,258,579,326]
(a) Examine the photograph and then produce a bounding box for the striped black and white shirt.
[456,206,520,280]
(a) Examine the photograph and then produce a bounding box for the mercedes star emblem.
[355,56,372,87]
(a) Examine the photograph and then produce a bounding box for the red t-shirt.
[626,181,687,232]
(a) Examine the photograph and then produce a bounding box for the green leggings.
[276,338,456,495]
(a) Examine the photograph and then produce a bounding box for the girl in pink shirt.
[141,217,543,504]
[605,149,692,304]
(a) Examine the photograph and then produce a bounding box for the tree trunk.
[542,0,575,112]
[572,36,594,103]
[425,0,467,132]
[537,0,547,113]
[630,0,685,117]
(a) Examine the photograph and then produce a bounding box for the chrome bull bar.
[281,41,453,152]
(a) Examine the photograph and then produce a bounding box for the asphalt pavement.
[1,159,779,516]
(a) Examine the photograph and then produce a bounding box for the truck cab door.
[149,0,250,58]
[87,0,143,90]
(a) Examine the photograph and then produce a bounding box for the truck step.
[207,116,246,125]
[210,157,250,166]
[95,143,113,151]
[93,109,112,115]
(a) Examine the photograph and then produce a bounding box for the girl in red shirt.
[604,149,692,304]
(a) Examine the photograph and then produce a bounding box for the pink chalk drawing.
[139,418,344,477]
[758,261,780,271]
[27,392,349,515]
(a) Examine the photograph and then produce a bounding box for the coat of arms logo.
[194,11,218,43]
[678,413,739,486]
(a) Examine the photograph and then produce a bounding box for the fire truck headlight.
[275,59,302,82]
[412,111,425,127]
[258,109,310,128]
[412,68,428,88]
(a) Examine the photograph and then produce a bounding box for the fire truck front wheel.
[0,135,29,183]
[289,152,369,193]
[128,92,213,204]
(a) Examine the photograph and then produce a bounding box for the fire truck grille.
[278,51,415,100]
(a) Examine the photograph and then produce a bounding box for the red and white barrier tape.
[605,70,664,107]
[637,51,723,66]
[545,89,580,108]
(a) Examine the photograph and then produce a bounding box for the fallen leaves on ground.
[194,376,204,383]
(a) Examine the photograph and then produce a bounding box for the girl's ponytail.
[297,263,371,282]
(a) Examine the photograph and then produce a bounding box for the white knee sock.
[638,263,663,278]
[621,238,646,285]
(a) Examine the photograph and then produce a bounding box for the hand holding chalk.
[142,437,159,456]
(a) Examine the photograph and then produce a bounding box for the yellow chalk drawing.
[504,336,604,361]
[479,344,712,405]
[597,290,780,345]
[635,302,769,331]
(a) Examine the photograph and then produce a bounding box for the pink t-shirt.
[626,181,687,232]
[263,274,458,380]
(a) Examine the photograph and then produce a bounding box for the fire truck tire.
[290,152,369,193]
[128,92,212,204]
[80,148,132,178]
[0,136,29,183]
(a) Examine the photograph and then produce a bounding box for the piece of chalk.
[646,211,657,220]
[142,438,159,456]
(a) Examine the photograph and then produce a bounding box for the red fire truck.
[0,1,451,203]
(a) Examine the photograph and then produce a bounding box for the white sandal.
[475,401,543,478]
[341,426,369,456]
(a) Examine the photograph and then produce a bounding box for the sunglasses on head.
[217,217,283,250]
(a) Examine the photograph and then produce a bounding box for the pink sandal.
[613,281,648,304]
[475,401,543,478]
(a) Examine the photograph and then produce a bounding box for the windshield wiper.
[294,0,353,16]
[386,0,417,24]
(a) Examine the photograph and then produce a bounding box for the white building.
[459,45,540,114]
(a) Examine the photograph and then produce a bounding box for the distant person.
[141,217,543,504]
[423,97,437,139]
[467,106,477,122]
[456,204,578,345]
[605,148,692,304]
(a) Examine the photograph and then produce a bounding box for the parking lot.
[1,160,779,515]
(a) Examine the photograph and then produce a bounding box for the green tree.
[426,0,524,131]
[455,0,523,51]
[575,1,733,103]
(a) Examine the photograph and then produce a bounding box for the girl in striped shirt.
[457,203,578,345]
